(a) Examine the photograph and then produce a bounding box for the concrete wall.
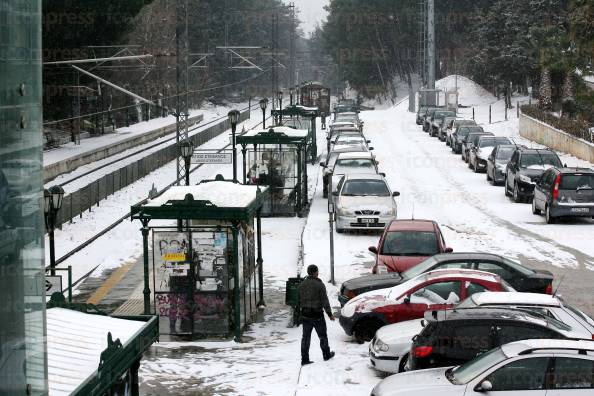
[519,113,594,163]
[44,114,204,182]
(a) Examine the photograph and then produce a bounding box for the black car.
[416,106,429,125]
[446,120,476,147]
[461,131,493,163]
[533,167,594,223]
[486,144,518,185]
[338,252,554,306]
[504,147,563,203]
[422,107,444,132]
[429,111,457,137]
[451,126,484,154]
[409,307,575,370]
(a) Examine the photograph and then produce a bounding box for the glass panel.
[486,357,549,391]
[553,357,594,389]
[0,0,48,393]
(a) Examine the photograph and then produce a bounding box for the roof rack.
[518,345,594,356]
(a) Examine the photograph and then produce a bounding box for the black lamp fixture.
[228,109,241,183]
[277,91,283,125]
[259,98,268,129]
[179,139,194,186]
[289,87,295,105]
[44,185,65,276]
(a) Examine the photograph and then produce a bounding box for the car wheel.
[446,138,450,147]
[504,176,511,197]
[353,319,383,344]
[486,170,492,182]
[473,160,479,173]
[546,205,556,224]
[532,198,541,215]
[336,228,344,234]
[513,182,523,203]
[398,353,409,373]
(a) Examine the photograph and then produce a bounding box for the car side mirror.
[564,163,567,167]
[392,191,400,197]
[332,191,339,197]
[379,172,386,177]
[366,140,371,144]
[444,247,453,253]
[319,162,326,167]
[404,295,411,304]
[368,246,378,254]
[477,380,493,392]
[369,147,375,151]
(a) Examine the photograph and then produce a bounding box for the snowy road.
[138,80,594,395]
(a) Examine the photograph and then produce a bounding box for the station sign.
[45,275,62,295]
[191,151,232,164]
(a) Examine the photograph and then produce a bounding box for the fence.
[54,110,249,228]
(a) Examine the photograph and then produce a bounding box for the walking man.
[298,264,335,365]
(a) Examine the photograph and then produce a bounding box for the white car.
[371,339,594,395]
[369,291,594,375]
[369,319,423,374]
[333,173,398,232]
[330,151,379,193]
[468,136,512,173]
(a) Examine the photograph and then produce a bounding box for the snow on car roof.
[422,268,500,282]
[470,292,560,307]
[502,339,594,358]
[337,151,374,160]
[46,308,145,396]
[146,181,262,208]
[387,219,436,232]
[241,126,308,138]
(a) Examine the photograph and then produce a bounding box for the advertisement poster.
[154,232,190,292]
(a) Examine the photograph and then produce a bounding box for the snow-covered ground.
[59,75,594,395]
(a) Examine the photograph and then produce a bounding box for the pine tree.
[539,67,553,110]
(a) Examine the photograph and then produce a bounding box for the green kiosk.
[236,126,309,217]
[272,104,321,164]
[131,177,267,341]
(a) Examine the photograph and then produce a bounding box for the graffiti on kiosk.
[156,293,228,320]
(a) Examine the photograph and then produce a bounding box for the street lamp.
[277,91,283,125]
[179,139,194,186]
[228,109,240,183]
[44,185,65,276]
[289,88,294,106]
[259,98,268,129]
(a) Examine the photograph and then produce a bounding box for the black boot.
[323,351,335,361]
[301,358,314,365]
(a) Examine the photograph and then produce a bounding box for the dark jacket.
[298,276,332,319]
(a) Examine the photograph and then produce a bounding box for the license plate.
[359,218,377,224]
[571,207,589,213]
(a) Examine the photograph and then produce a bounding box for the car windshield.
[519,153,562,169]
[334,158,375,173]
[479,137,510,148]
[381,231,439,256]
[341,180,390,196]
[565,304,594,328]
[336,116,357,123]
[465,126,485,134]
[470,134,487,145]
[457,128,471,137]
[449,347,508,384]
[496,147,515,161]
[400,256,438,279]
[336,137,364,146]
[559,174,594,190]
[435,112,456,119]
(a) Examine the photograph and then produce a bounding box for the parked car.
[329,129,366,145]
[330,151,379,194]
[423,108,443,132]
[339,269,512,343]
[461,132,493,163]
[369,290,593,375]
[341,252,552,306]
[333,173,398,233]
[451,126,484,154]
[369,219,452,275]
[438,116,458,142]
[532,167,594,223]
[334,112,362,130]
[409,307,583,371]
[332,134,371,149]
[486,144,517,185]
[416,106,430,125]
[371,339,594,396]
[468,136,512,173]
[320,147,371,198]
[446,119,476,147]
[430,111,457,137]
[504,147,563,203]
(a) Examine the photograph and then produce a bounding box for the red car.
[339,269,512,342]
[370,219,452,274]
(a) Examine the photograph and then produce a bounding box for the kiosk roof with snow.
[236,126,309,146]
[131,178,268,221]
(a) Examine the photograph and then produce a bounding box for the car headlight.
[384,207,396,216]
[519,174,533,184]
[373,338,390,353]
[338,207,351,216]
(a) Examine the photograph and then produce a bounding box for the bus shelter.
[272,104,320,163]
[130,178,267,341]
[237,126,308,217]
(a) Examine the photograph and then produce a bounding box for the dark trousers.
[301,316,331,361]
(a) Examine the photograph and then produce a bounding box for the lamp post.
[259,98,268,128]
[228,109,240,183]
[44,185,65,276]
[289,88,294,106]
[277,91,283,125]
[179,140,194,186]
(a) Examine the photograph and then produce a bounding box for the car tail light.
[545,283,553,295]
[413,346,433,358]
[346,290,357,299]
[552,174,561,201]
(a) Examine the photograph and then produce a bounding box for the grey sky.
[293,0,329,35]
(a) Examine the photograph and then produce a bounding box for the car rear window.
[342,180,389,196]
[496,147,515,161]
[559,174,594,190]
[381,231,439,256]
[334,158,375,173]
[519,153,562,169]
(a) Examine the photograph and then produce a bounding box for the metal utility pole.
[289,3,296,88]
[175,0,190,185]
[427,0,436,90]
